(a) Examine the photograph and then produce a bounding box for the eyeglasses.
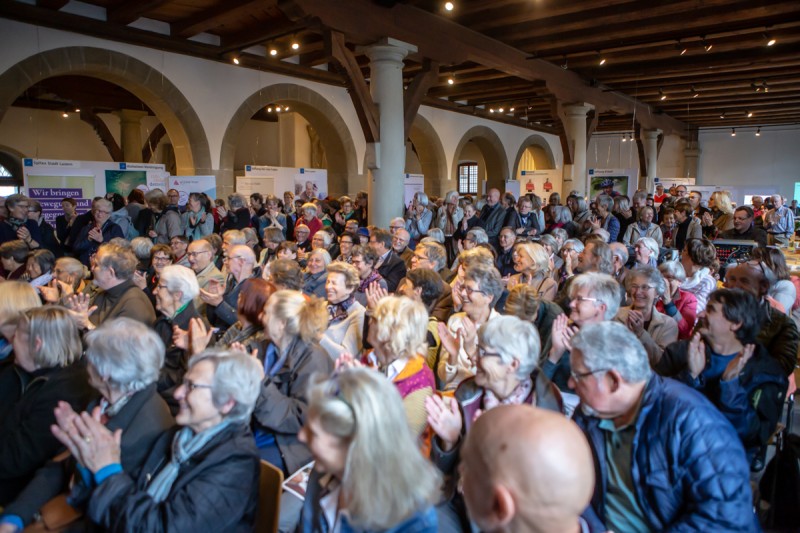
[182,379,213,393]
[570,368,609,383]
[573,296,599,304]
[186,251,210,258]
[93,210,112,215]
[477,345,502,358]
[152,256,171,263]
[462,286,486,297]
[629,284,655,292]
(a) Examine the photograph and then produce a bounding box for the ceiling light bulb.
[445,2,454,11]
[756,127,761,136]
[767,35,776,46]
[447,77,454,85]
[233,57,240,65]
[269,48,278,56]
[276,106,281,112]
[489,108,495,113]
[267,107,272,112]
[659,88,666,101]
[61,113,68,118]
[599,58,606,66]
[720,111,726,119]
[692,92,699,98]
[680,48,687,55]
[731,128,736,136]
[291,42,300,50]
[747,111,753,118]
[498,107,504,113]
[74,108,80,113]
[509,107,515,112]
[284,106,289,111]
[660,94,667,101]
[621,135,627,143]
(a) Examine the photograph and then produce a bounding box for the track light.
[447,71,455,85]
[756,127,762,136]
[269,47,278,57]
[232,57,240,65]
[498,107,504,113]
[691,85,699,98]
[291,39,300,51]
[731,128,736,137]
[267,106,272,112]
[74,108,80,113]
[597,51,606,66]
[621,134,627,143]
[509,107,515,112]
[765,33,776,46]
[747,111,753,118]
[61,112,69,118]
[763,81,769,93]
[720,111,726,119]
[702,37,712,52]
[659,88,666,101]
[489,108,495,113]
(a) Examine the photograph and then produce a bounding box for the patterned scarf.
[4,217,26,233]
[327,294,355,324]
[357,270,382,293]
[146,420,233,503]
[482,378,533,411]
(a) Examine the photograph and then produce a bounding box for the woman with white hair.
[2,318,173,531]
[588,194,620,242]
[303,248,330,299]
[405,191,433,242]
[298,368,441,532]
[655,260,698,340]
[296,202,322,240]
[507,241,558,300]
[623,206,664,247]
[320,262,365,360]
[546,205,579,238]
[436,190,464,265]
[53,349,262,532]
[617,266,679,365]
[633,236,660,268]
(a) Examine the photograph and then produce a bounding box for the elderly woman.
[438,264,504,391]
[296,202,322,240]
[218,193,251,232]
[319,262,365,360]
[680,237,717,313]
[2,318,173,532]
[335,231,356,264]
[133,243,174,306]
[405,191,433,242]
[589,193,620,242]
[139,189,182,244]
[350,244,386,306]
[254,290,333,473]
[73,198,124,266]
[298,368,440,532]
[655,260,698,340]
[25,249,55,287]
[182,192,214,241]
[130,236,154,273]
[558,238,584,284]
[507,242,558,301]
[302,248,330,299]
[259,226,285,265]
[0,281,40,364]
[704,190,735,238]
[570,195,592,230]
[617,266,679,364]
[52,350,262,532]
[538,233,564,274]
[546,205,578,238]
[0,307,95,505]
[623,206,664,247]
[435,190,464,264]
[633,236,660,268]
[753,246,796,315]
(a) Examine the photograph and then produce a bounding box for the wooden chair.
[255,460,284,533]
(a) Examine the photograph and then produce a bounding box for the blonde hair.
[307,368,441,529]
[514,241,551,276]
[267,290,328,344]
[711,190,734,215]
[459,247,495,270]
[371,296,428,363]
[0,281,41,326]
[504,284,544,322]
[20,306,82,368]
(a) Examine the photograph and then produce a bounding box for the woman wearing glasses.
[298,368,441,532]
[72,198,124,267]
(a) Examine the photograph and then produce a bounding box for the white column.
[114,109,148,163]
[643,129,662,191]
[561,103,594,198]
[364,38,417,228]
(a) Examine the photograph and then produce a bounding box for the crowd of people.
[0,182,797,532]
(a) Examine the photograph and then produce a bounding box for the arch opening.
[451,126,509,196]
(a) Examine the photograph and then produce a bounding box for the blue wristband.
[0,515,24,532]
[94,463,123,485]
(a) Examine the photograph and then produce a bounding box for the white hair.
[188,349,263,423]
[159,265,200,305]
[479,315,540,379]
[571,321,652,383]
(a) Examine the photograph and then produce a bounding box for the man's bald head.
[461,405,594,533]
[487,188,501,206]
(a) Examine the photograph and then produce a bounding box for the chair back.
[256,460,284,533]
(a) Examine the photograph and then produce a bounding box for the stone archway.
[219,84,358,197]
[408,115,448,197]
[511,134,556,177]
[451,125,509,193]
[0,47,211,176]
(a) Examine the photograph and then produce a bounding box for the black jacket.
[4,383,174,527]
[0,362,96,505]
[88,423,260,533]
[377,250,407,293]
[479,203,506,245]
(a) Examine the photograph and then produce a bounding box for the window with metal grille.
[458,162,478,194]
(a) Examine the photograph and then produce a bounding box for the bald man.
[479,188,506,248]
[461,405,594,533]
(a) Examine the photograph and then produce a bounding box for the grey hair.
[636,237,660,259]
[597,194,614,211]
[242,227,258,244]
[309,248,332,266]
[131,237,154,261]
[609,242,629,264]
[188,349,263,423]
[550,227,568,244]
[626,265,667,297]
[263,226,285,244]
[444,190,460,204]
[569,273,621,320]
[389,217,405,228]
[417,241,447,271]
[658,260,687,283]
[21,306,82,369]
[563,238,585,253]
[301,202,318,215]
[227,193,247,209]
[538,234,561,254]
[414,191,429,207]
[54,257,87,289]
[85,318,165,394]
[223,229,247,245]
[479,315,540,379]
[313,230,332,247]
[466,227,488,244]
[571,321,652,383]
[423,228,445,244]
[552,205,573,224]
[159,264,200,305]
[465,264,504,306]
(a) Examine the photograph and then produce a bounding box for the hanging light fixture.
[756,127,762,136]
[731,128,736,136]
[621,133,627,143]
[232,57,240,65]
[691,85,699,98]
[720,110,726,119]
[765,32,776,46]
[659,88,667,101]
[702,36,712,52]
[269,46,278,57]
[747,110,753,118]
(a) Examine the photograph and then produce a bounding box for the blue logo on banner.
[521,170,527,176]
[300,168,305,174]
[120,163,127,169]
[245,165,251,171]
[23,159,32,167]
[589,169,595,175]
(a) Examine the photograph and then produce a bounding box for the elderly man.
[186,239,225,318]
[391,227,414,267]
[508,195,541,237]
[718,206,767,248]
[202,244,257,329]
[688,190,711,219]
[38,256,95,305]
[569,321,755,532]
[495,227,517,278]
[608,242,630,288]
[410,241,454,322]
[369,229,406,292]
[764,194,795,246]
[461,405,594,533]
[0,194,41,247]
[73,198,124,266]
[479,188,506,248]
[66,243,156,328]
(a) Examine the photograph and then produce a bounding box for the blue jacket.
[573,375,757,532]
[72,220,124,266]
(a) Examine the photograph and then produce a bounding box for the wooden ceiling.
[2,0,799,136]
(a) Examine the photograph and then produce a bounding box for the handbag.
[22,493,83,533]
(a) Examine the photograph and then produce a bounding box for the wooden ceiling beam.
[404,58,439,137]
[107,0,173,26]
[35,0,69,9]
[421,95,558,136]
[602,59,800,84]
[219,18,318,54]
[171,0,269,39]
[464,0,637,33]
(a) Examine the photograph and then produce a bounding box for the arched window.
[458,162,478,194]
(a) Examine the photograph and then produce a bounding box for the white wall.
[587,132,686,190]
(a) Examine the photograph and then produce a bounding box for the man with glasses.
[187,239,224,317]
[673,184,688,199]
[764,194,795,246]
[718,206,767,248]
[202,244,257,329]
[391,227,414,268]
[569,321,754,532]
[0,193,41,247]
[72,198,123,266]
[688,190,710,220]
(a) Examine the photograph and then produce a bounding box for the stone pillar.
[643,129,662,191]
[114,109,149,163]
[364,38,417,228]
[683,147,701,180]
[561,103,594,198]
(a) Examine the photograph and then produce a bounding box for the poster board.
[236,176,275,198]
[404,173,425,209]
[519,169,562,199]
[243,165,330,201]
[167,176,217,205]
[587,168,637,200]
[293,168,328,202]
[504,180,521,200]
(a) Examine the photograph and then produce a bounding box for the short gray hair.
[131,237,154,262]
[465,264,504,306]
[417,241,447,271]
[188,349,263,423]
[466,227,488,244]
[423,228,445,244]
[659,260,686,282]
[569,273,621,320]
[85,318,165,394]
[552,205,573,224]
[479,315,540,379]
[538,234,561,254]
[596,194,614,211]
[636,237,660,259]
[609,242,629,264]
[313,230,332,247]
[159,264,200,305]
[626,265,667,297]
[223,229,247,245]
[228,193,247,209]
[563,238,584,253]
[571,321,652,383]
[414,191,429,207]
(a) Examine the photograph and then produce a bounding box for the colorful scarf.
[482,378,533,411]
[357,270,382,293]
[327,294,356,324]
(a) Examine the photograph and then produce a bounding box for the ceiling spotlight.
[756,127,761,136]
[61,112,69,118]
[291,41,300,51]
[765,33,776,46]
[498,107,504,113]
[509,107,515,112]
[232,57,240,65]
[763,81,769,93]
[284,106,289,111]
[747,111,753,118]
[691,86,699,98]
[599,57,606,66]
[702,37,712,52]
[269,47,278,56]
[267,106,272,112]
[720,110,726,119]
[597,51,606,66]
[561,55,568,70]
[659,88,666,101]
[447,73,455,85]
[731,128,736,137]
[275,106,282,112]
[680,48,687,55]
[444,1,454,11]
[621,134,627,143]
[489,108,495,113]
[74,108,80,113]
